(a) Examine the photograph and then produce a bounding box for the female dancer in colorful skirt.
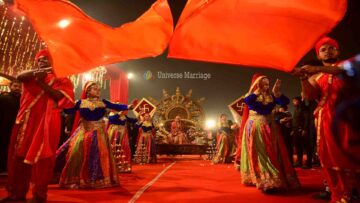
[107,110,137,173]
[213,114,237,164]
[239,74,300,192]
[133,113,157,164]
[57,81,130,189]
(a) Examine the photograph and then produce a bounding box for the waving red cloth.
[168,0,347,72]
[15,0,173,77]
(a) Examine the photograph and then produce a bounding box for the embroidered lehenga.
[213,120,236,164]
[133,121,157,164]
[57,98,128,189]
[239,75,300,191]
[107,112,137,173]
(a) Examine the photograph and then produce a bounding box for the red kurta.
[9,73,74,164]
[315,73,359,170]
[315,73,360,202]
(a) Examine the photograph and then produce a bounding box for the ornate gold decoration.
[80,99,106,111]
[151,87,205,125]
[255,93,274,105]
[149,87,206,144]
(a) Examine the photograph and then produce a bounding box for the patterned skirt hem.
[59,177,119,189]
[240,172,300,191]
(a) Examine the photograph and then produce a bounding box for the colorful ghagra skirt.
[240,113,300,191]
[57,120,119,189]
[213,132,235,164]
[133,131,157,164]
[107,124,132,172]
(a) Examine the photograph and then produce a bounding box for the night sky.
[71,0,360,120]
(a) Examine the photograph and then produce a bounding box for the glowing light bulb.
[58,19,71,28]
[127,73,134,79]
[83,73,92,81]
[205,119,216,130]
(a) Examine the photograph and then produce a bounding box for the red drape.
[14,0,173,77]
[106,65,129,104]
[168,0,347,72]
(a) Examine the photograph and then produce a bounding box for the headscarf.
[246,73,267,95]
[81,81,97,99]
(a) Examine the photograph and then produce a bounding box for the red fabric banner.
[168,0,347,72]
[15,0,173,77]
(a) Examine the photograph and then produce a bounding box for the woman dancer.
[107,110,137,173]
[57,81,130,189]
[239,74,300,192]
[133,113,157,164]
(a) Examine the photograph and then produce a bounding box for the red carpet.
[0,156,326,202]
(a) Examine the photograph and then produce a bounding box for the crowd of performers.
[0,49,158,202]
[209,37,360,202]
[0,36,359,203]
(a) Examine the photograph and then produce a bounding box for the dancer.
[107,110,137,173]
[1,49,74,203]
[57,81,130,189]
[300,37,360,202]
[213,114,236,164]
[239,74,300,192]
[133,113,157,164]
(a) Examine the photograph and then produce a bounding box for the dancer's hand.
[272,79,281,97]
[291,67,303,76]
[33,70,47,81]
[300,65,321,75]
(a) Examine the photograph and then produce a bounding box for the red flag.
[168,0,347,72]
[15,0,173,77]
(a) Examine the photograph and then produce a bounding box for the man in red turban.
[1,49,74,202]
[300,37,360,203]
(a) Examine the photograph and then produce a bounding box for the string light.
[69,66,107,90]
[0,4,43,76]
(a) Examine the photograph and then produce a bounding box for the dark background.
[70,0,360,120]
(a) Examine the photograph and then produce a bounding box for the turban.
[35,49,51,61]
